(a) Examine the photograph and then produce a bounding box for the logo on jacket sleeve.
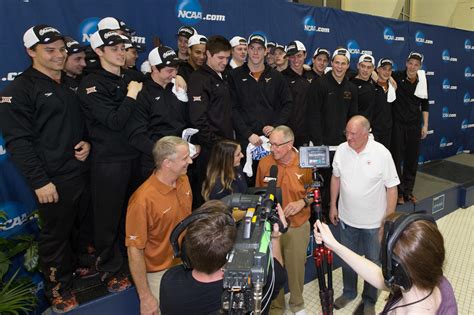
[193,96,202,102]
[86,86,97,94]
[0,96,12,103]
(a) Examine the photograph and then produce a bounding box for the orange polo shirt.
[126,174,192,272]
[256,150,312,228]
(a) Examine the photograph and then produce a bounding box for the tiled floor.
[283,206,473,314]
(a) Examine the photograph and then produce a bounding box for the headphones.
[381,211,436,290]
[170,208,235,270]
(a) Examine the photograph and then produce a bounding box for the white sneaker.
[294,310,307,315]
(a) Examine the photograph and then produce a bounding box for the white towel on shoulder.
[414,70,428,99]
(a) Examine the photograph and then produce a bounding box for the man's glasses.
[269,140,292,148]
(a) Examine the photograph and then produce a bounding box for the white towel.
[387,80,396,103]
[171,78,188,102]
[324,66,331,74]
[181,128,199,157]
[243,136,270,177]
[414,70,428,99]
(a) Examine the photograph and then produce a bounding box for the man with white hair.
[329,115,399,314]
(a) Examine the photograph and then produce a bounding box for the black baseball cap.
[90,30,126,50]
[248,34,267,48]
[177,26,197,39]
[377,58,393,68]
[97,17,135,35]
[407,52,424,63]
[23,25,64,48]
[148,46,180,67]
[313,47,330,59]
[285,40,306,56]
[64,36,85,55]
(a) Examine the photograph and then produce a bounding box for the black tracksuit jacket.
[228,63,293,141]
[307,70,359,146]
[0,67,88,189]
[187,64,234,149]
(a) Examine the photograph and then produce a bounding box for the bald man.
[330,115,399,314]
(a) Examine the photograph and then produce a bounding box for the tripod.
[307,167,334,315]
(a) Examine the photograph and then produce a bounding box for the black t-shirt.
[160,259,286,315]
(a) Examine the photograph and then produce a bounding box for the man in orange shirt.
[256,125,312,315]
[126,136,193,315]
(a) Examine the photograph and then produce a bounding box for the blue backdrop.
[0,1,472,312]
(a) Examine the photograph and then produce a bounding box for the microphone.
[263,165,278,214]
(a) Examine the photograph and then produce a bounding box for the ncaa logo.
[457,146,464,154]
[347,40,360,58]
[383,27,395,44]
[303,16,317,34]
[464,92,472,104]
[302,16,330,34]
[442,106,456,119]
[176,0,203,25]
[465,39,472,51]
[442,49,450,63]
[78,17,100,43]
[383,27,404,44]
[415,31,425,46]
[461,119,469,130]
[442,79,450,90]
[464,66,473,79]
[439,137,449,148]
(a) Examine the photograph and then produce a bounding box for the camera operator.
[159,200,287,314]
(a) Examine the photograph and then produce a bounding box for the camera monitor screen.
[299,146,330,168]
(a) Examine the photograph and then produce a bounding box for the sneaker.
[74,265,99,279]
[397,195,405,205]
[103,273,132,293]
[294,310,307,315]
[404,194,417,203]
[50,291,79,313]
[334,295,354,310]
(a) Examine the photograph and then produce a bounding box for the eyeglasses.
[269,140,292,148]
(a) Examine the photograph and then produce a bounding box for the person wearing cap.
[350,54,378,121]
[371,58,396,149]
[311,47,330,78]
[120,34,146,83]
[390,52,429,205]
[306,47,358,221]
[126,46,188,178]
[78,29,143,293]
[0,25,91,312]
[282,40,317,147]
[84,17,135,71]
[228,36,247,69]
[265,41,276,68]
[176,26,196,61]
[177,34,207,82]
[63,36,86,88]
[228,34,293,185]
[187,35,235,206]
[274,43,288,72]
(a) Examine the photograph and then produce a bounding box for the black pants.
[91,158,141,275]
[38,174,89,300]
[373,130,392,151]
[390,122,421,196]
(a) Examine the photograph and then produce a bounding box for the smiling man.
[282,40,317,147]
[0,25,90,312]
[390,52,429,205]
[126,136,193,315]
[311,47,330,78]
[229,34,293,184]
[177,34,207,82]
[329,115,399,314]
[78,29,143,293]
[126,46,187,178]
[306,47,358,220]
[350,54,377,121]
[187,35,235,206]
[256,125,312,315]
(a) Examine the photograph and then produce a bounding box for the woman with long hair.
[202,140,247,201]
[314,212,457,314]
